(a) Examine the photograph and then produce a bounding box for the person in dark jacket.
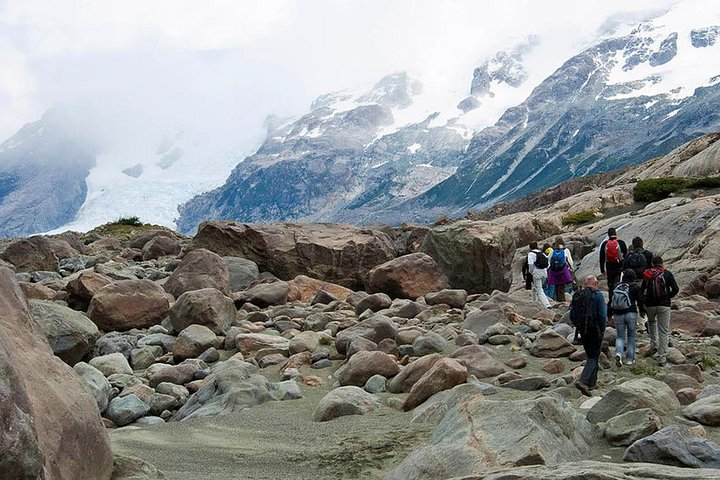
[599,227,628,293]
[623,237,653,280]
[641,256,679,366]
[570,275,607,396]
[608,269,646,367]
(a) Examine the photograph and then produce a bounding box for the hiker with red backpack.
[608,269,646,367]
[599,227,628,292]
[641,256,679,366]
[547,236,574,302]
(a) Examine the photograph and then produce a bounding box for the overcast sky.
[0,0,681,145]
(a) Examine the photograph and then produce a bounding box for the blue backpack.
[550,249,566,272]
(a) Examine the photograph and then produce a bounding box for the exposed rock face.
[387,395,593,479]
[28,299,100,365]
[188,221,396,289]
[366,253,449,299]
[0,267,113,479]
[1,236,59,273]
[624,426,720,468]
[163,248,231,298]
[420,220,515,293]
[88,279,170,332]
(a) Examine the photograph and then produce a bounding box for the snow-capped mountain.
[179,1,720,230]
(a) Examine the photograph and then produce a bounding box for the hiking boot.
[614,354,622,368]
[626,359,636,365]
[575,381,592,397]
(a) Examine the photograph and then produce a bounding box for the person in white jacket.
[527,241,551,308]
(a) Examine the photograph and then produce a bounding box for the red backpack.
[606,238,622,264]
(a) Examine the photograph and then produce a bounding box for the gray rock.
[624,425,720,468]
[271,380,303,400]
[28,299,99,365]
[137,333,176,353]
[699,384,720,400]
[354,293,392,315]
[425,289,468,309]
[502,376,551,391]
[73,361,113,413]
[335,314,398,356]
[604,408,662,446]
[89,352,133,377]
[173,324,218,361]
[683,394,720,426]
[412,332,446,356]
[364,374,387,394]
[93,331,136,359]
[106,394,150,427]
[529,329,577,358]
[169,288,235,335]
[587,378,681,424]
[130,346,163,370]
[312,386,381,422]
[470,460,720,479]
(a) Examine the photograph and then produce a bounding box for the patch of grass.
[561,210,597,226]
[700,354,718,370]
[687,175,720,189]
[91,218,167,239]
[632,178,688,202]
[115,216,143,226]
[628,361,660,377]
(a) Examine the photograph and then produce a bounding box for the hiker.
[623,237,653,280]
[608,269,645,367]
[642,256,679,366]
[547,236,574,302]
[542,243,554,298]
[599,227,628,292]
[570,275,607,396]
[527,241,551,308]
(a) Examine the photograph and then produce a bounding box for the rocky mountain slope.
[2,131,720,479]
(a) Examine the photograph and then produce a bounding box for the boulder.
[288,331,321,355]
[403,358,467,411]
[73,362,113,413]
[288,274,353,303]
[470,461,720,479]
[657,373,702,393]
[410,382,487,425]
[163,248,230,298]
[173,325,219,362]
[312,386,381,422]
[354,293,393,315]
[65,271,114,311]
[624,425,720,468]
[19,282,57,300]
[0,267,113,479]
[502,376,551,391]
[222,256,260,292]
[1,236,59,273]
[683,394,720,426]
[233,281,294,308]
[529,330,577,358]
[450,344,505,379]
[671,309,713,335]
[603,408,662,446]
[366,253,449,299]
[88,279,170,331]
[587,378,681,424]
[142,235,181,261]
[189,221,397,290]
[235,333,290,357]
[128,229,177,249]
[335,351,400,387]
[148,363,198,388]
[106,394,150,427]
[169,288,235,335]
[386,395,593,479]
[335,314,398,356]
[388,354,443,393]
[462,308,508,337]
[28,299,99,365]
[89,352,133,377]
[412,332,447,356]
[419,220,516,293]
[174,360,273,420]
[425,289,468,309]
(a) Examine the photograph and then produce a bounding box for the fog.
[0,0,680,150]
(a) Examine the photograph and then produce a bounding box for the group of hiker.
[525,228,680,396]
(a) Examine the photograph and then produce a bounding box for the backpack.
[606,238,622,264]
[550,249,567,272]
[533,251,549,269]
[610,282,633,310]
[624,249,647,274]
[644,268,669,299]
[570,288,595,334]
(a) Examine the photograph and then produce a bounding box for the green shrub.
[687,175,720,189]
[632,178,688,202]
[115,216,143,226]
[561,210,596,225]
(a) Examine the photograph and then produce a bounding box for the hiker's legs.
[554,283,566,302]
[656,306,671,364]
[646,306,659,351]
[606,265,622,292]
[532,274,550,308]
[614,313,627,360]
[580,327,602,388]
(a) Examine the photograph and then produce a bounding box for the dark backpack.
[610,283,633,310]
[644,268,669,299]
[570,288,595,334]
[550,249,566,272]
[624,250,647,275]
[534,251,549,269]
[606,238,622,264]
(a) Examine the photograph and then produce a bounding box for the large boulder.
[222,256,260,292]
[335,314,398,356]
[288,274,353,303]
[233,281,294,308]
[169,288,235,335]
[142,235,181,261]
[335,351,399,387]
[173,325,219,362]
[419,220,516,293]
[312,386,381,422]
[1,236,59,273]
[189,221,397,289]
[587,378,681,424]
[106,394,151,427]
[28,299,99,365]
[529,330,577,358]
[88,279,170,331]
[386,395,593,479]
[624,426,720,468]
[73,362,113,413]
[0,267,113,479]
[450,344,506,379]
[683,394,720,426]
[366,253,449,299]
[174,360,273,420]
[163,248,231,298]
[388,354,443,393]
[603,408,662,446]
[403,358,467,411]
[65,271,114,311]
